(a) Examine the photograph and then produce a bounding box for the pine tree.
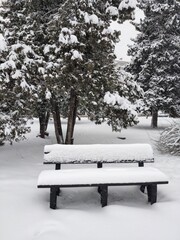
[1,0,141,144]
[126,0,180,127]
[0,2,33,143]
[0,0,57,142]
[42,0,141,143]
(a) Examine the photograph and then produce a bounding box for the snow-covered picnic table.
[38,143,169,209]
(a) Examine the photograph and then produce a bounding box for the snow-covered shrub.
[158,124,180,155]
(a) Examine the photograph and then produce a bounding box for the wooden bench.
[38,144,169,209]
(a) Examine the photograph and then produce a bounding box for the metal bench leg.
[55,164,61,195]
[100,185,108,207]
[55,163,61,170]
[98,186,101,194]
[97,163,103,193]
[147,184,157,204]
[97,162,103,168]
[56,188,61,196]
[140,185,146,193]
[50,187,58,209]
[138,162,144,167]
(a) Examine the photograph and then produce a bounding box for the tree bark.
[151,108,158,128]
[45,111,50,132]
[55,101,64,143]
[39,114,46,138]
[51,99,64,144]
[37,93,49,138]
[65,89,78,144]
[39,111,50,138]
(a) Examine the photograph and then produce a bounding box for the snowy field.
[0,116,180,240]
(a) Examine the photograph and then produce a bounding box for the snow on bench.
[38,143,169,209]
[38,167,168,186]
[38,167,169,209]
[44,144,154,168]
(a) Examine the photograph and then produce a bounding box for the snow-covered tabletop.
[44,144,154,163]
[38,167,168,186]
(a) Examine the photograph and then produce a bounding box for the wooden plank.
[38,181,168,188]
[44,159,154,164]
[43,144,154,164]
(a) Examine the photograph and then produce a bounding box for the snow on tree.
[0,0,55,142]
[0,0,141,144]
[126,0,180,128]
[0,4,33,144]
[40,0,141,143]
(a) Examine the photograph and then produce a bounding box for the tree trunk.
[65,89,78,144]
[55,101,64,143]
[37,89,50,138]
[51,99,64,144]
[151,108,158,128]
[39,113,46,138]
[52,111,61,144]
[45,111,50,132]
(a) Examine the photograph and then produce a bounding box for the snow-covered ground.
[0,116,180,240]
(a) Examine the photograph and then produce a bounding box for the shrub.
[158,124,180,155]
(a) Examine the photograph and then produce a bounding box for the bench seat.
[37,167,168,209]
[38,167,168,186]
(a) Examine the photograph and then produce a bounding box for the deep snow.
[0,116,180,240]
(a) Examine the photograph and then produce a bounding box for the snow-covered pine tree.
[1,0,141,144]
[22,0,61,139]
[43,0,141,144]
[126,0,180,127]
[0,0,60,141]
[0,2,34,144]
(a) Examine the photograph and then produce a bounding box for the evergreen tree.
[1,0,141,144]
[41,0,141,143]
[126,0,180,127]
[0,0,56,142]
[0,3,33,143]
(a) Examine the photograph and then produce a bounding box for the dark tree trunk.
[45,111,50,131]
[39,111,50,138]
[65,89,78,144]
[51,99,64,144]
[151,108,158,128]
[52,111,61,144]
[39,114,46,138]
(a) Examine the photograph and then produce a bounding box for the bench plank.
[44,144,154,164]
[37,167,168,187]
